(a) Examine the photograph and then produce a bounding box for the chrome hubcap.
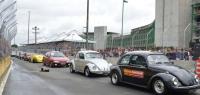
[111,73,118,84]
[154,80,165,94]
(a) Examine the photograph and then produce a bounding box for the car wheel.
[84,67,91,77]
[110,71,120,85]
[32,59,35,63]
[69,64,75,73]
[50,63,54,68]
[152,79,167,95]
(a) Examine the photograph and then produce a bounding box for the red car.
[43,51,70,67]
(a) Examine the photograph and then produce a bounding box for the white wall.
[94,26,107,50]
[155,0,192,48]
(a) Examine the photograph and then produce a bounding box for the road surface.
[3,58,200,95]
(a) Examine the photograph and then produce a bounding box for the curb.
[0,60,13,95]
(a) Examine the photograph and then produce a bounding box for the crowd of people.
[97,48,192,61]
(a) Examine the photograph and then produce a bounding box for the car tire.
[50,63,54,68]
[110,71,121,85]
[152,78,168,95]
[69,64,75,73]
[32,59,35,63]
[84,67,91,77]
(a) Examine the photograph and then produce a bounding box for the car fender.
[71,60,76,70]
[148,73,175,88]
[110,66,123,80]
[85,63,95,71]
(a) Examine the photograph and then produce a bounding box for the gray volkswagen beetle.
[70,50,112,77]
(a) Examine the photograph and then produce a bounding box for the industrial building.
[106,22,155,49]
[107,0,200,49]
[20,32,95,55]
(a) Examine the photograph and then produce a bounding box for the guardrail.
[0,57,11,85]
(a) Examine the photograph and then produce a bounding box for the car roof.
[126,51,163,56]
[47,51,62,54]
[78,50,99,54]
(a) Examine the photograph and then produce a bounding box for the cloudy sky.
[15,0,155,44]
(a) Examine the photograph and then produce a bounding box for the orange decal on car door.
[123,69,144,78]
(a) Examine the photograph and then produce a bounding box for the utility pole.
[28,11,31,44]
[32,26,39,44]
[86,0,89,50]
[162,0,165,52]
[121,0,128,48]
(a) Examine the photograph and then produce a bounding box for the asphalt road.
[2,58,200,95]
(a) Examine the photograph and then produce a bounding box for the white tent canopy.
[22,32,95,45]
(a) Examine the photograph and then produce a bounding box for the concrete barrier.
[0,57,11,95]
[195,60,200,78]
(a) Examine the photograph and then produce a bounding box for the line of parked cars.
[69,50,200,95]
[13,50,200,95]
[14,51,71,67]
[14,51,44,63]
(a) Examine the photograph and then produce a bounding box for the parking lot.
[2,58,200,95]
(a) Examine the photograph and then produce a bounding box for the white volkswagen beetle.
[69,50,112,77]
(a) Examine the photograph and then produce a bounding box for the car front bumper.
[90,70,110,75]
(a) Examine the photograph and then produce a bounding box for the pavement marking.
[0,60,13,95]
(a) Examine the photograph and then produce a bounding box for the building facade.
[155,0,192,48]
[192,1,200,42]
[106,22,155,49]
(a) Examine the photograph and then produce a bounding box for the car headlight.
[172,77,181,87]
[195,75,199,83]
[92,65,98,70]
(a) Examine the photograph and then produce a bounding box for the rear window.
[51,52,65,57]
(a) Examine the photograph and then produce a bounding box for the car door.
[123,55,149,85]
[118,54,132,81]
[74,53,85,72]
[79,53,86,72]
[74,53,80,71]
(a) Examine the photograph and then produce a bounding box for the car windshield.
[51,52,65,57]
[86,53,103,59]
[147,54,170,64]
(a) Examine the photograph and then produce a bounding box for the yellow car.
[30,54,44,63]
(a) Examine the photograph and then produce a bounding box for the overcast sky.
[15,0,155,44]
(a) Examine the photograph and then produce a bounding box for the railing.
[0,56,11,85]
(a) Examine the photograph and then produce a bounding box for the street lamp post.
[32,26,39,44]
[86,0,90,50]
[28,11,31,44]
[183,23,191,49]
[120,0,128,48]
